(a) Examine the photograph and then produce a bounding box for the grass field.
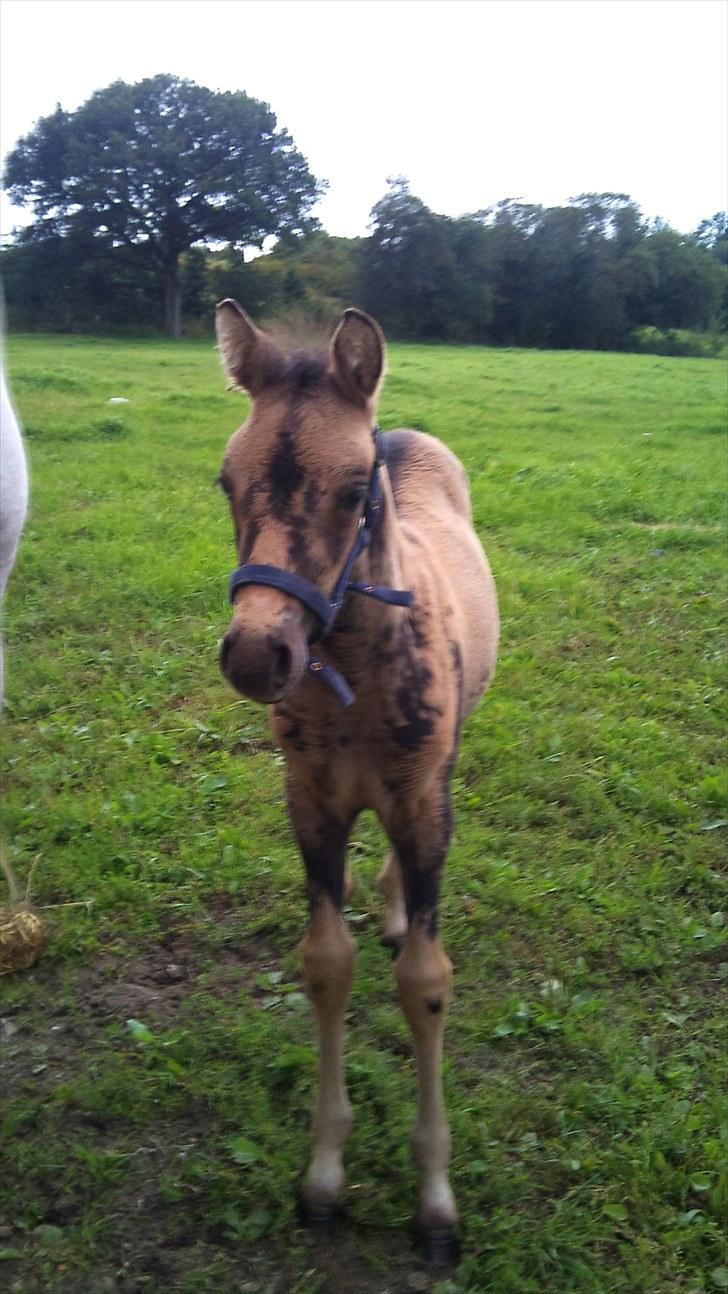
[1,333,726,1294]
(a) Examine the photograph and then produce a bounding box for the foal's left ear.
[329,308,386,409]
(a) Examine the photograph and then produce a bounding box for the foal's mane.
[279,351,329,393]
[261,319,331,395]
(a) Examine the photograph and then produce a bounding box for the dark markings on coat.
[399,862,442,937]
[389,745,455,934]
[285,511,322,582]
[389,629,441,752]
[296,817,352,909]
[281,718,308,754]
[392,686,438,752]
[238,516,260,564]
[449,639,465,723]
[304,476,321,515]
[267,407,304,518]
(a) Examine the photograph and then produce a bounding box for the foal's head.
[216,301,386,703]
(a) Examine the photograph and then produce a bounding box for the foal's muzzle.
[219,616,308,703]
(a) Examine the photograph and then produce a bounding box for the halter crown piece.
[227,426,413,707]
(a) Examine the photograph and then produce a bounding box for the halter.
[228,426,413,707]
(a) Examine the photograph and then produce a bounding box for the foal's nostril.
[272,643,292,690]
[219,632,235,674]
[220,624,298,699]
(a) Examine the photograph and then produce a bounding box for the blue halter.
[228,427,413,706]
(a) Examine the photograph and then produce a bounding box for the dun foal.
[215,301,499,1258]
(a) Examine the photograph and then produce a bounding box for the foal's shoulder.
[383,428,470,514]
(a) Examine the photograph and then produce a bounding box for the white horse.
[0,359,28,699]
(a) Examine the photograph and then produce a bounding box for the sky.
[1,0,726,243]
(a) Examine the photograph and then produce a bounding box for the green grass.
[1,334,726,1294]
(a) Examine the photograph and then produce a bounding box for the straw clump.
[0,856,47,974]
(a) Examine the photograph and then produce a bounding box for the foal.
[215,301,499,1257]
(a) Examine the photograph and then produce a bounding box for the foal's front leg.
[288,783,355,1221]
[385,784,458,1261]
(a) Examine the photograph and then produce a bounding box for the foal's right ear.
[215,299,281,396]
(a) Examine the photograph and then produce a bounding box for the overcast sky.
[1,0,726,242]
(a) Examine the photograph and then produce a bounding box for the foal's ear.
[329,308,386,409]
[215,299,281,396]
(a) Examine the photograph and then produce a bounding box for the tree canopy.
[356,182,726,351]
[3,75,323,335]
[2,125,725,351]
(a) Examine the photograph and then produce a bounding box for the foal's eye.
[338,486,367,511]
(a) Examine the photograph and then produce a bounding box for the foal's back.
[384,427,499,718]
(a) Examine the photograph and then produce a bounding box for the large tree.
[3,75,323,335]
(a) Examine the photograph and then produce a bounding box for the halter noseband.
[227,427,412,707]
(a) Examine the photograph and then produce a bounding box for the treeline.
[3,180,726,354]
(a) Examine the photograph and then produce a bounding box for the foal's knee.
[300,898,355,1005]
[395,919,453,1037]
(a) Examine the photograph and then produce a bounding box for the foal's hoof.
[297,1194,340,1232]
[419,1226,460,1267]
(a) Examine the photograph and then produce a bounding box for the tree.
[3,75,323,335]
[692,212,728,261]
[360,178,493,341]
[692,213,728,329]
[475,200,543,344]
[645,227,723,331]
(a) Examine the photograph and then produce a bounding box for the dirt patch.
[0,922,281,1103]
[0,1221,445,1294]
[0,923,451,1293]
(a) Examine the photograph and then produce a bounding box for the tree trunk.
[162,259,182,338]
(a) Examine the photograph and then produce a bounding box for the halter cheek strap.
[227,427,412,706]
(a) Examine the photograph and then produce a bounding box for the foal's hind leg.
[378,848,408,950]
[287,781,355,1221]
[384,783,458,1259]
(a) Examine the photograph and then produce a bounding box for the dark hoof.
[420,1226,460,1267]
[297,1194,340,1232]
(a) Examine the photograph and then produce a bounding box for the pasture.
[1,334,726,1294]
